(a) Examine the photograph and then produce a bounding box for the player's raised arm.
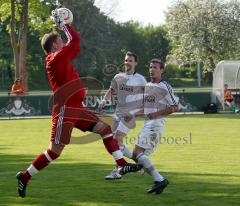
[51,9,80,62]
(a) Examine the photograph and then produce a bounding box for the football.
[57,8,73,24]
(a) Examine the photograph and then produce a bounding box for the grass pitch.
[0,114,239,206]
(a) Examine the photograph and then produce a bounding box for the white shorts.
[136,123,165,156]
[111,115,136,134]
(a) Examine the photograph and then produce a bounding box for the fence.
[0,89,211,118]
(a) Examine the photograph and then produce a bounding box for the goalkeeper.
[16,9,141,198]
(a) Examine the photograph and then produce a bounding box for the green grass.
[0,114,240,206]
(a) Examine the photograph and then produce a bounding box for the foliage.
[0,0,55,90]
[0,23,14,90]
[0,0,54,35]
[164,64,203,87]
[0,0,170,90]
[166,0,240,72]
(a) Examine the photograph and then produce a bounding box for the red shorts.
[51,105,99,145]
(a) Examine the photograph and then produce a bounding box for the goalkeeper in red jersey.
[16,9,141,198]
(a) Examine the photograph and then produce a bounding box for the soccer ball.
[57,8,73,24]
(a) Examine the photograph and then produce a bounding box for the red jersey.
[45,24,85,107]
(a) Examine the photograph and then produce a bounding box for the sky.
[94,0,174,26]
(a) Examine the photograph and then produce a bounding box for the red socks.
[103,136,127,167]
[22,149,59,184]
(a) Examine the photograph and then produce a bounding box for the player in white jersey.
[99,51,147,179]
[127,58,178,194]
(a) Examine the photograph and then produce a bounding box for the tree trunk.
[208,56,216,72]
[10,0,29,91]
[19,0,29,91]
[10,0,20,80]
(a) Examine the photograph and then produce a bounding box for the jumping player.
[99,52,146,179]
[16,10,140,198]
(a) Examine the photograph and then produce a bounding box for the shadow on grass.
[0,153,239,206]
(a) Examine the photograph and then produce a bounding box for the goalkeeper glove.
[51,9,65,30]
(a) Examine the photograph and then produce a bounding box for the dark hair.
[41,32,60,54]
[150,58,164,69]
[126,51,138,62]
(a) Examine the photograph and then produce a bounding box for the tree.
[0,0,53,90]
[141,25,170,72]
[0,23,13,90]
[10,0,28,89]
[0,0,171,90]
[166,0,240,72]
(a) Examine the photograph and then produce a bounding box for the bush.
[165,64,197,79]
[178,66,196,78]
[164,64,181,79]
[167,77,197,87]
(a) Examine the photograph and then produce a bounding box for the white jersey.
[136,80,178,155]
[143,80,178,127]
[110,72,147,116]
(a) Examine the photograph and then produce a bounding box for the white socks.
[137,153,164,182]
[27,164,39,176]
[120,144,133,159]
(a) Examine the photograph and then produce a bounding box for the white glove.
[51,9,65,30]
